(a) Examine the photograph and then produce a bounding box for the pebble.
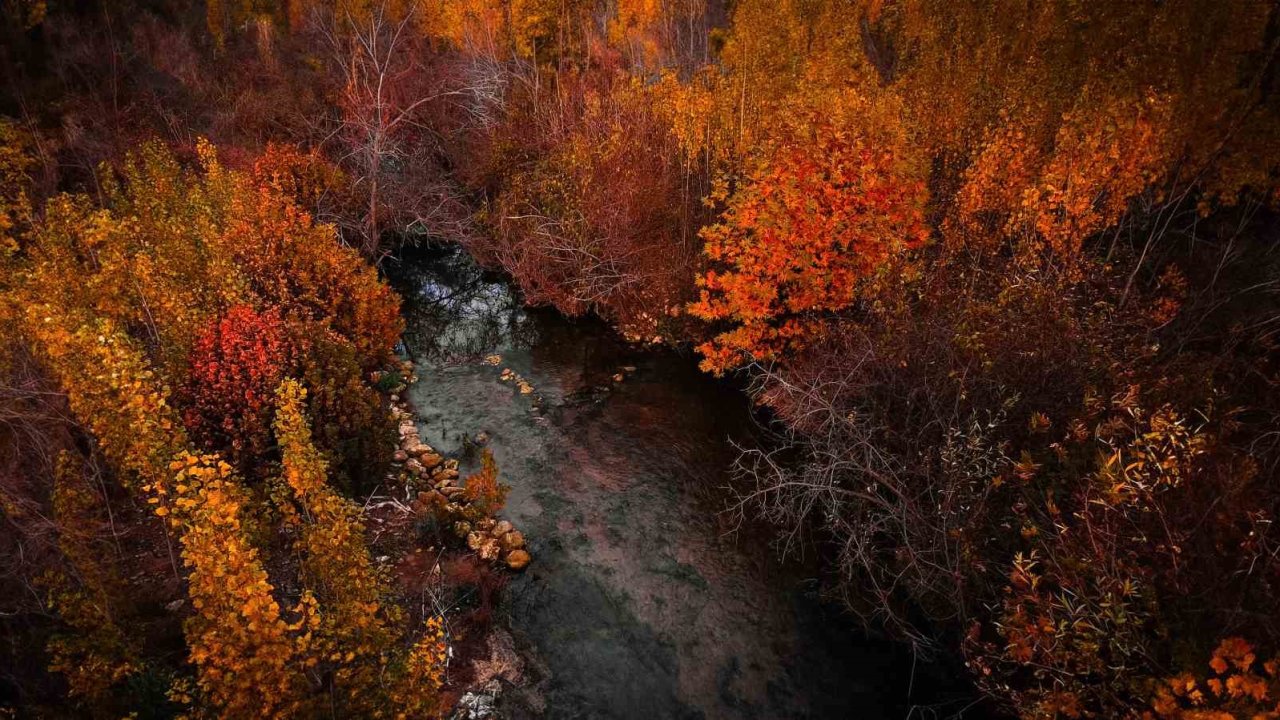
[456,690,497,719]
[387,391,534,575]
[478,539,501,561]
[505,550,531,571]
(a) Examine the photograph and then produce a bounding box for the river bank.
[381,244,985,719]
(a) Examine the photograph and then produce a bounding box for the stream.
[387,245,975,720]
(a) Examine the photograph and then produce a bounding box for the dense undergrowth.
[3,0,1280,717]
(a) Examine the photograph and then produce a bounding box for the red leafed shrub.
[186,306,392,490]
[690,118,929,373]
[184,304,294,475]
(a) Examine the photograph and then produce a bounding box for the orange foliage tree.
[274,378,450,716]
[18,309,306,716]
[690,117,928,372]
[200,142,403,367]
[659,3,1280,718]
[273,378,397,711]
[166,453,309,717]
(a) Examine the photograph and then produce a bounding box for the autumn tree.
[289,321,395,493]
[272,378,397,711]
[42,452,137,706]
[274,379,450,716]
[321,1,475,258]
[199,141,404,363]
[250,142,357,230]
[690,115,928,372]
[17,307,307,716]
[674,4,1280,718]
[870,0,1280,259]
[3,138,409,716]
[485,72,704,337]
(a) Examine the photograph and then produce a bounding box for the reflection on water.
[385,245,972,720]
[396,252,533,366]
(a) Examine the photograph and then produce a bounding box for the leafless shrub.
[469,67,704,335]
[0,343,78,614]
[313,1,481,258]
[730,348,1011,652]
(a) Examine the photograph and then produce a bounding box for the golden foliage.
[393,616,449,720]
[18,306,304,716]
[273,378,402,713]
[167,453,307,717]
[6,139,410,717]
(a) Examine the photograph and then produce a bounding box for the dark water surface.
[387,245,972,720]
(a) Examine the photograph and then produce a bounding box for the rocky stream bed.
[384,245,979,720]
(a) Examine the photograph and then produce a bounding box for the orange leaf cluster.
[1149,638,1280,719]
[690,119,927,372]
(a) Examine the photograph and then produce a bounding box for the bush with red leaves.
[184,304,294,476]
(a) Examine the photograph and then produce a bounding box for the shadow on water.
[384,244,988,720]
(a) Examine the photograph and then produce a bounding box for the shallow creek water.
[387,245,970,720]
